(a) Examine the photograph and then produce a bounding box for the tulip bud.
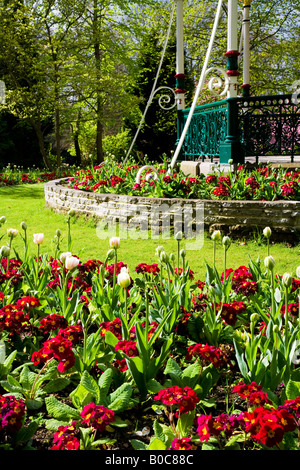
[60,252,72,263]
[180,249,186,259]
[155,246,164,257]
[0,216,6,225]
[0,246,10,258]
[117,267,131,288]
[20,222,27,231]
[56,229,61,238]
[68,209,75,217]
[106,248,115,261]
[175,231,183,240]
[160,251,169,263]
[211,230,221,241]
[222,236,231,248]
[109,237,120,249]
[264,255,275,270]
[7,228,18,238]
[282,272,292,288]
[33,233,44,245]
[169,253,176,263]
[250,313,259,324]
[263,226,272,239]
[65,255,80,271]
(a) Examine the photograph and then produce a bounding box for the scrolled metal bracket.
[135,165,160,185]
[204,67,230,97]
[152,86,177,110]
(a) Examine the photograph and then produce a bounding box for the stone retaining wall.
[44,179,300,241]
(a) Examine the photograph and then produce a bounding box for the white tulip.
[109,237,120,249]
[33,233,44,245]
[65,255,80,271]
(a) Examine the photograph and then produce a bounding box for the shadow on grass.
[0,184,44,199]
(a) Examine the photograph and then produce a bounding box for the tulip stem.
[112,248,117,298]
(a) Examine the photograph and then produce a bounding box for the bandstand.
[169,0,300,172]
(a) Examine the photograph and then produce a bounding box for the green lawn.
[0,183,300,280]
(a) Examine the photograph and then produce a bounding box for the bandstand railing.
[177,93,300,164]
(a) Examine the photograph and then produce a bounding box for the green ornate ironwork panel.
[236,94,300,163]
[177,100,228,161]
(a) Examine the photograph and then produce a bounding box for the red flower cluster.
[217,301,247,326]
[0,304,30,335]
[243,406,297,448]
[223,265,259,297]
[0,395,26,434]
[212,184,230,198]
[245,176,260,190]
[170,438,196,450]
[115,339,139,357]
[197,413,241,442]
[80,403,115,432]
[39,314,69,333]
[232,381,263,399]
[92,180,108,191]
[280,180,298,198]
[135,263,160,276]
[280,303,299,318]
[110,175,124,187]
[106,262,127,280]
[186,343,228,368]
[31,328,78,373]
[174,267,195,279]
[16,296,40,310]
[51,421,80,450]
[154,385,199,415]
[100,317,122,340]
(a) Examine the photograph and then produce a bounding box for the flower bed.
[0,165,77,186]
[66,161,300,201]
[1,220,300,451]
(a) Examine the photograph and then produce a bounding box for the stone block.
[180,161,201,177]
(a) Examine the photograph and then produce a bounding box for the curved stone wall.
[44,179,300,241]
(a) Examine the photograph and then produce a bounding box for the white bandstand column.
[242,0,251,97]
[175,0,186,110]
[225,0,240,98]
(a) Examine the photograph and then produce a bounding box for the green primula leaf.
[45,395,81,421]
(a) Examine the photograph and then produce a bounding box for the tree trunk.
[31,117,52,170]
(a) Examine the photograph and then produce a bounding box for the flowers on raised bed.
[2,225,300,451]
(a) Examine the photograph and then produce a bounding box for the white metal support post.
[225,0,240,98]
[242,0,251,97]
[175,0,186,111]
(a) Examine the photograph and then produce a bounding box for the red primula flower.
[80,403,115,432]
[232,381,262,399]
[100,318,122,340]
[115,339,139,357]
[51,421,80,450]
[170,438,196,450]
[0,395,26,434]
[135,263,160,276]
[16,296,40,310]
[154,385,199,415]
[39,313,68,333]
[186,343,228,368]
[31,335,75,373]
[217,301,247,326]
